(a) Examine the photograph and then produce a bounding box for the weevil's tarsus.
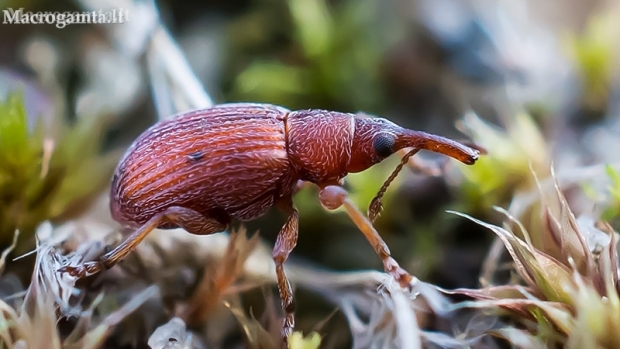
[319,185,414,290]
[368,148,421,223]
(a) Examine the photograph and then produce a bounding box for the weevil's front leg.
[58,206,227,278]
[319,185,413,290]
[272,199,300,345]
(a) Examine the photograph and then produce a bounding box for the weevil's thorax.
[285,110,355,184]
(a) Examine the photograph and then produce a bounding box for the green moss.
[0,92,116,254]
[288,332,322,349]
[566,11,619,113]
[227,0,401,113]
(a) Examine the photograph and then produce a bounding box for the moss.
[0,92,116,255]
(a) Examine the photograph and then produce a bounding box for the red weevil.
[60,103,479,342]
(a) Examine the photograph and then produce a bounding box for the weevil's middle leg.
[58,206,226,278]
[319,185,414,290]
[272,199,300,346]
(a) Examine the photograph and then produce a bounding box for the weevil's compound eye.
[373,133,396,158]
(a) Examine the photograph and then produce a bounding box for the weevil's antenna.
[368,148,420,223]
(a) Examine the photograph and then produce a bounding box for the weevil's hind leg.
[319,185,414,290]
[58,206,227,278]
[272,199,300,345]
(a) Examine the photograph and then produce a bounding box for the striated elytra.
[60,103,480,345]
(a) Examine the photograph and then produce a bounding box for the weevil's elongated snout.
[346,117,482,223]
[395,129,480,165]
[346,117,480,173]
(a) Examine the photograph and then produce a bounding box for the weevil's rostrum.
[62,102,480,344]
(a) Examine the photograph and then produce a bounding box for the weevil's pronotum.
[60,103,480,342]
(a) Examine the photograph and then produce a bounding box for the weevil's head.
[346,117,480,173]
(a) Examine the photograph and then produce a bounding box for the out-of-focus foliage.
[604,165,620,221]
[0,92,116,253]
[288,332,322,349]
[455,110,550,213]
[227,0,401,112]
[584,165,620,224]
[565,10,620,114]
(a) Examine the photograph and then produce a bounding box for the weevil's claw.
[57,261,104,279]
[384,256,414,291]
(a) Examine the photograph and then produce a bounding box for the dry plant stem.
[181,228,260,326]
[148,25,214,118]
[58,206,226,277]
[319,185,413,290]
[480,236,507,286]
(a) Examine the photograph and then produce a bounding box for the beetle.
[59,103,480,343]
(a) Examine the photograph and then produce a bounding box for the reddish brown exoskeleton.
[59,103,480,343]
